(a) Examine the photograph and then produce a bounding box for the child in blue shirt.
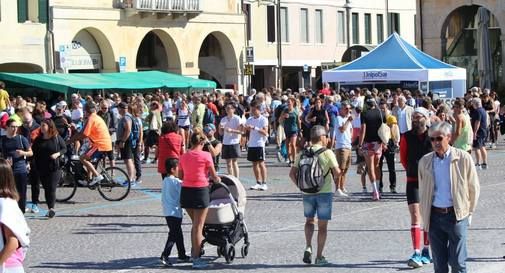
[160,158,190,266]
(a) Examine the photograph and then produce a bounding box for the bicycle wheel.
[56,168,77,202]
[97,166,131,201]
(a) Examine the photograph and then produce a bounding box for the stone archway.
[135,30,182,73]
[198,31,239,89]
[70,28,115,72]
[440,5,502,88]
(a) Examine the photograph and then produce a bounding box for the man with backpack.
[289,125,341,266]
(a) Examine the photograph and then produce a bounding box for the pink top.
[179,150,213,188]
[5,248,24,267]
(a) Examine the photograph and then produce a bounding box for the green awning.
[0,71,216,94]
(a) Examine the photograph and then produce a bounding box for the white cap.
[414,107,430,119]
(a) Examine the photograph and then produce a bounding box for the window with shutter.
[18,0,28,23]
[39,0,48,23]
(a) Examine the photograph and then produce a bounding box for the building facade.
[417,0,505,90]
[0,0,47,73]
[245,0,417,91]
[0,0,246,91]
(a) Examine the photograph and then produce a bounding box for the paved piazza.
[25,146,505,273]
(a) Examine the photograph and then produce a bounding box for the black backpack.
[296,147,331,193]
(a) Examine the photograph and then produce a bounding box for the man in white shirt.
[392,96,414,135]
[334,102,353,197]
[245,100,269,191]
[219,103,243,178]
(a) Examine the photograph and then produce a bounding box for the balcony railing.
[123,0,201,13]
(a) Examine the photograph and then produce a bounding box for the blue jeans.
[429,211,469,273]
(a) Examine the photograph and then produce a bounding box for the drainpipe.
[385,0,389,35]
[345,0,351,49]
[276,0,282,90]
[45,1,55,73]
[419,0,424,51]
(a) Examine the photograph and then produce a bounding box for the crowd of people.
[0,79,498,271]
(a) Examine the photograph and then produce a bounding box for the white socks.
[372,181,379,192]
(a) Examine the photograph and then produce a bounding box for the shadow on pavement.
[33,255,414,271]
[467,257,505,262]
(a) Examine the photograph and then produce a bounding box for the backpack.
[203,107,215,125]
[126,115,140,148]
[296,147,331,193]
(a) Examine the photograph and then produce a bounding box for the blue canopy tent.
[322,33,467,98]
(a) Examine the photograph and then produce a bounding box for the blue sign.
[119,56,126,72]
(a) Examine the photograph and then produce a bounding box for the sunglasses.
[9,126,18,129]
[430,136,444,142]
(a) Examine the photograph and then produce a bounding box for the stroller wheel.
[224,244,235,264]
[241,244,249,258]
[217,246,224,257]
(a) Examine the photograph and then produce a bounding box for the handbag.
[377,110,391,144]
[53,136,65,168]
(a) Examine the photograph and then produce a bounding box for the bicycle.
[55,154,131,202]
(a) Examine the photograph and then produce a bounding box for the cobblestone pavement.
[24,145,505,273]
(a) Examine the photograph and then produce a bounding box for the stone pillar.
[500,34,505,89]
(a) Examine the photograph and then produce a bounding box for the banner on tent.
[400,81,419,89]
[362,71,388,81]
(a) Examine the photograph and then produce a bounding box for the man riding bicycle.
[70,102,113,186]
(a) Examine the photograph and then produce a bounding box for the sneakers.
[177,255,191,263]
[142,158,152,164]
[371,192,378,200]
[335,189,349,197]
[77,180,88,186]
[250,183,262,190]
[421,248,432,264]
[276,150,284,162]
[46,209,56,218]
[475,164,482,170]
[408,252,423,268]
[390,187,398,194]
[89,175,104,186]
[31,204,40,214]
[259,183,268,191]
[302,246,312,264]
[314,256,329,266]
[121,180,135,187]
[362,187,368,193]
[160,255,172,266]
[192,257,209,269]
[481,163,488,170]
[24,207,30,213]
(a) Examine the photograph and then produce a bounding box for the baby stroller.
[201,175,249,264]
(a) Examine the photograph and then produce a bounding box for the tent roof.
[0,71,216,94]
[333,33,457,71]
